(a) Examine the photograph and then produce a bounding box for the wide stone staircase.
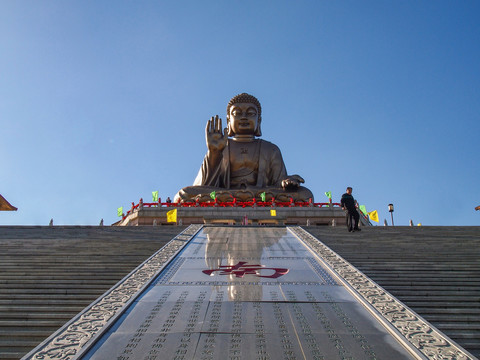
[1,225,479,359]
[0,226,185,360]
[305,225,480,359]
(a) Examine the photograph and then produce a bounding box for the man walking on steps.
[341,187,361,232]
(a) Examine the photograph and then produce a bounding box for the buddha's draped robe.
[193,139,287,190]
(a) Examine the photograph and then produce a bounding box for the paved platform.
[24,226,475,360]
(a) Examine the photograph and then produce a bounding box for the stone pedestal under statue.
[116,204,359,227]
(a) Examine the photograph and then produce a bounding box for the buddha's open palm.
[206,115,228,153]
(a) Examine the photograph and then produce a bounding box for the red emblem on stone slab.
[202,261,289,279]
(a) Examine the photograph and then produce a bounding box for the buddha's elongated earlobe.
[227,116,234,137]
[254,117,262,137]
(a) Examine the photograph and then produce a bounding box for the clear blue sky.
[1,1,479,226]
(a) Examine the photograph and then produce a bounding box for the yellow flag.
[166,209,177,223]
[368,210,379,222]
[270,209,276,217]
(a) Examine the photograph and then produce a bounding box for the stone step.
[378,291,480,298]
[0,278,120,284]
[0,325,59,334]
[406,300,480,307]
[0,351,25,360]
[0,298,92,306]
[0,287,114,294]
[0,312,77,320]
[0,293,104,300]
[0,320,67,327]
[0,339,44,348]
[0,265,142,270]
[433,323,480,330]
[412,307,480,315]
[456,341,480,351]
[434,331,480,340]
[390,296,480,304]
[0,305,82,312]
[364,277,480,284]
[0,327,51,334]
[422,313,480,323]
[0,275,127,281]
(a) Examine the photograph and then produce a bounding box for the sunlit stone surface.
[81,227,420,360]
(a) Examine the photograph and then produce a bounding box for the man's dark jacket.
[341,193,356,212]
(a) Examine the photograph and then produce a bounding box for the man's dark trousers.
[346,209,360,231]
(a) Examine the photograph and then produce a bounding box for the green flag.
[152,191,159,202]
[210,191,216,200]
[325,191,332,199]
[359,205,367,215]
[260,192,266,202]
[117,207,123,217]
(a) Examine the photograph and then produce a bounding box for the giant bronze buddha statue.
[175,93,313,203]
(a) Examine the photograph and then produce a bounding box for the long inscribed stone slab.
[81,227,433,360]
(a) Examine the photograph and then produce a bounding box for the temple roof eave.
[0,194,17,211]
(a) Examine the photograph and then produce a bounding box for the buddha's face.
[227,102,259,136]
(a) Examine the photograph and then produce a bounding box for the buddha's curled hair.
[226,93,262,137]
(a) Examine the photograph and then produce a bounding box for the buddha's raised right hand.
[206,115,228,153]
